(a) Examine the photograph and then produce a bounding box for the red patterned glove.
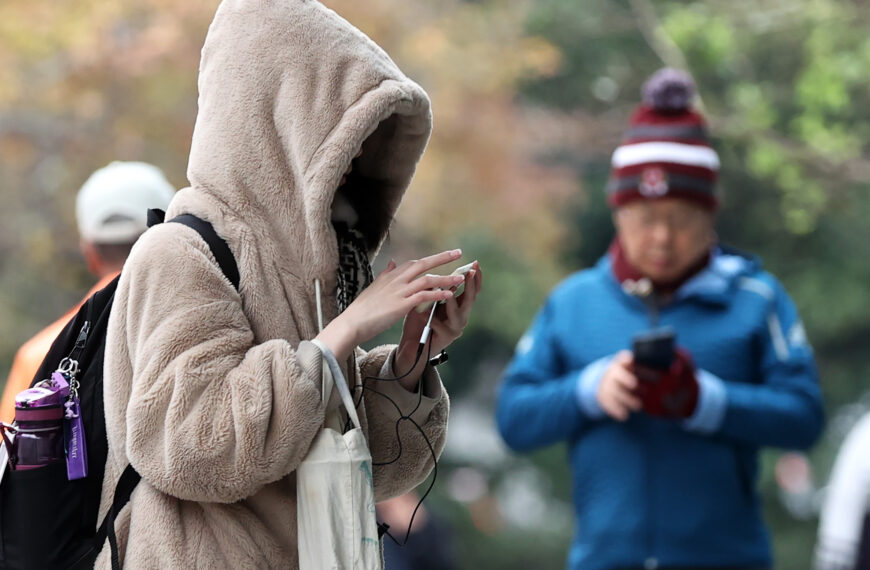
[633,348,699,418]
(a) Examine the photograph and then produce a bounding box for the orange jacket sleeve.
[1,274,118,423]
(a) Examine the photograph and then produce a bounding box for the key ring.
[58,358,80,378]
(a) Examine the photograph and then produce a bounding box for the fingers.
[407,273,465,296]
[600,397,631,422]
[611,367,638,392]
[600,391,641,421]
[613,350,633,366]
[430,315,463,340]
[457,262,482,309]
[424,264,478,351]
[435,294,466,330]
[374,259,398,281]
[599,356,642,422]
[407,289,453,310]
[612,384,642,412]
[442,293,461,324]
[399,249,463,279]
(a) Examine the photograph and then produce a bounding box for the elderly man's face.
[614,198,716,284]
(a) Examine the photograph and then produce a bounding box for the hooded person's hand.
[393,260,482,390]
[315,249,465,365]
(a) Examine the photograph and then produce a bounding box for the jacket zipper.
[624,280,664,565]
[643,293,660,565]
[644,427,655,565]
[69,321,91,362]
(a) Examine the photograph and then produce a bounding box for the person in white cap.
[0,161,175,422]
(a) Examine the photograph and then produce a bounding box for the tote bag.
[297,339,382,570]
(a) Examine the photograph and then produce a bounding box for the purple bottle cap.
[15,372,70,410]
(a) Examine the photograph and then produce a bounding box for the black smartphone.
[632,327,676,371]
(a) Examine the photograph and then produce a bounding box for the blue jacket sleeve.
[496,296,589,452]
[687,277,824,450]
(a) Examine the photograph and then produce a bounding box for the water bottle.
[6,372,69,470]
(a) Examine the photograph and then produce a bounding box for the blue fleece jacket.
[496,249,824,570]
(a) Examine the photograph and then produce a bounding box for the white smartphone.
[415,262,475,313]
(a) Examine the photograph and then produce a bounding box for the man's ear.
[80,239,102,277]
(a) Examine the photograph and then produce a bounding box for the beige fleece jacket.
[97,1,447,567]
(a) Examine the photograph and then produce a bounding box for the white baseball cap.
[75,161,176,244]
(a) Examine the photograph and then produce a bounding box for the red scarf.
[608,238,711,296]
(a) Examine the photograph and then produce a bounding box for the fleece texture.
[97,0,447,567]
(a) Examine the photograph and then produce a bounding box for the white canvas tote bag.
[298,338,382,570]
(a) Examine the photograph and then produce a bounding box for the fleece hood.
[167,0,432,313]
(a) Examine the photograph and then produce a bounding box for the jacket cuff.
[683,369,728,434]
[296,340,325,396]
[370,348,443,424]
[575,356,611,420]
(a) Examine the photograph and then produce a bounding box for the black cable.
[344,339,427,433]
[365,339,433,467]
[341,334,441,547]
[363,386,438,545]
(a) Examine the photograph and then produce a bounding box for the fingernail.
[452,249,462,257]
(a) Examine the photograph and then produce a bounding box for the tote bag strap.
[310,339,361,430]
[317,355,342,432]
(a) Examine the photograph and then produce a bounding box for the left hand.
[393,261,483,389]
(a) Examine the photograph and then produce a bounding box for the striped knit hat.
[607,68,720,210]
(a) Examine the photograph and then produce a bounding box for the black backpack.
[0,211,239,570]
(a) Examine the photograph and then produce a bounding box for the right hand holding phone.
[315,249,464,361]
[596,351,643,422]
[596,348,700,422]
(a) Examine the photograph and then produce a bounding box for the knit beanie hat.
[606,68,720,210]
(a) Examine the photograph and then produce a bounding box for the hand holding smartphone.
[414,261,476,313]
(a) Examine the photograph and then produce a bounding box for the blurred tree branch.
[627,0,706,110]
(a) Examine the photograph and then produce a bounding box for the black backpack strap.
[168,214,240,291]
[94,464,141,570]
[146,208,240,291]
[146,208,166,228]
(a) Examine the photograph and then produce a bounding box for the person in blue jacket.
[496,68,824,570]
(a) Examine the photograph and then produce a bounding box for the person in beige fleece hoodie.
[95,0,481,567]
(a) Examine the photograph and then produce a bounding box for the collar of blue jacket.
[599,245,762,307]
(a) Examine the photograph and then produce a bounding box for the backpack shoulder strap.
[147,208,240,291]
[95,464,140,570]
